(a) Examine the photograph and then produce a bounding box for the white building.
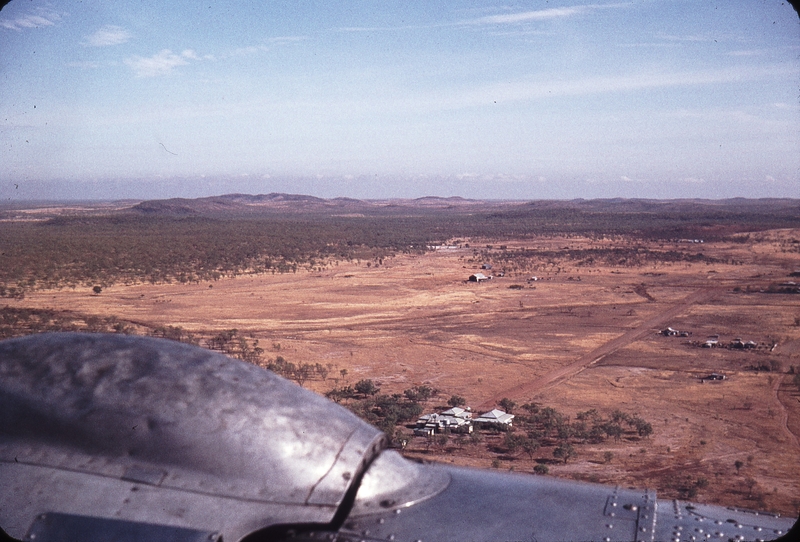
[474,409,514,429]
[414,407,473,435]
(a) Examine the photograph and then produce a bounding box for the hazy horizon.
[2,1,798,201]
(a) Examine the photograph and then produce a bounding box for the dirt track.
[479,287,721,408]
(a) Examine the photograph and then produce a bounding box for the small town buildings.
[661,327,690,337]
[481,263,493,270]
[469,273,491,282]
[414,407,473,435]
[474,409,514,430]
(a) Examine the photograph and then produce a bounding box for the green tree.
[553,442,576,464]
[734,460,744,474]
[533,464,549,475]
[521,438,540,460]
[355,379,379,397]
[404,385,435,403]
[447,394,466,408]
[499,397,516,413]
[92,285,102,294]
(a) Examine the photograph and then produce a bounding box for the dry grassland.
[7,229,800,516]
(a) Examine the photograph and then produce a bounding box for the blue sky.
[1,1,798,201]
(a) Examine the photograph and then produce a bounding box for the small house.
[415,409,473,435]
[474,409,514,430]
[469,273,491,282]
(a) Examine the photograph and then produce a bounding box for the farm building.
[414,408,473,435]
[469,273,491,282]
[700,373,727,382]
[474,409,514,430]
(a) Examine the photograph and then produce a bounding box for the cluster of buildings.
[660,327,690,337]
[413,407,515,436]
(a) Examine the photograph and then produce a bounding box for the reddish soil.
[9,229,800,516]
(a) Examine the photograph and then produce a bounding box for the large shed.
[474,409,514,429]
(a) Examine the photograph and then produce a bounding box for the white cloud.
[181,49,200,60]
[467,3,628,25]
[84,25,131,47]
[408,64,795,112]
[125,50,189,77]
[268,35,307,44]
[473,7,586,24]
[0,8,61,31]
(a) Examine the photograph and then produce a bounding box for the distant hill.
[127,193,800,219]
[129,192,500,217]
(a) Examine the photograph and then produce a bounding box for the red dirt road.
[479,287,720,409]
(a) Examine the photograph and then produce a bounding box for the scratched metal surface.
[0,333,386,538]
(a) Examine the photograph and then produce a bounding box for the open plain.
[1,197,799,518]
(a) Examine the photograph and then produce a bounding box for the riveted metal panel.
[25,512,221,542]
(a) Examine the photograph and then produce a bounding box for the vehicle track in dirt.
[478,287,721,409]
[773,374,800,449]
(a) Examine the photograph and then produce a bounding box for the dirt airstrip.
[7,229,800,517]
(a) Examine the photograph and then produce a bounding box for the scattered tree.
[355,379,379,397]
[499,397,516,413]
[553,442,576,464]
[447,394,466,408]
